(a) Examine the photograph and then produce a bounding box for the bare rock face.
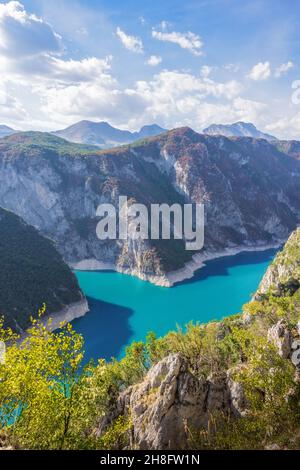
[226,371,248,416]
[0,431,16,450]
[267,320,292,359]
[99,353,247,450]
[125,354,205,450]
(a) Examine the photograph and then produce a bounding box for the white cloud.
[232,97,266,121]
[248,61,271,81]
[200,65,213,78]
[152,29,203,56]
[0,1,62,58]
[223,63,240,73]
[0,82,27,122]
[275,61,294,78]
[0,2,291,138]
[40,81,147,126]
[266,112,300,139]
[39,68,244,131]
[159,20,170,30]
[116,27,143,53]
[133,70,242,100]
[146,55,162,66]
[49,56,113,83]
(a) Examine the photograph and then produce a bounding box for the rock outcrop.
[267,320,292,359]
[98,353,247,450]
[255,228,300,298]
[0,431,16,451]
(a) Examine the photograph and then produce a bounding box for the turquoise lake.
[73,249,277,363]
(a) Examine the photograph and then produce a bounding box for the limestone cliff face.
[255,228,300,298]
[97,318,299,450]
[1,129,300,284]
[97,353,247,450]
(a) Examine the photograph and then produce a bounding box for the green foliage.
[98,416,132,450]
[188,332,300,450]
[0,307,98,449]
[1,132,97,156]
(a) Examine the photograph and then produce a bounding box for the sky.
[0,0,300,138]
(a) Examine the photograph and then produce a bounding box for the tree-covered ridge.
[1,227,300,450]
[0,131,98,157]
[0,207,83,331]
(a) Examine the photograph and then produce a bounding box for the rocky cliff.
[97,353,246,450]
[255,228,300,298]
[0,128,300,285]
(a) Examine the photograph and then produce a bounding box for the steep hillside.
[0,128,300,285]
[203,121,277,141]
[0,207,87,332]
[53,120,166,148]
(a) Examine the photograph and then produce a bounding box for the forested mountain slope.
[0,207,86,331]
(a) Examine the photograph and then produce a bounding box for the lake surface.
[73,249,277,363]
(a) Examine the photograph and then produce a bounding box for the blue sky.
[0,0,300,138]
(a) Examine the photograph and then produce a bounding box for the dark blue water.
[73,249,277,362]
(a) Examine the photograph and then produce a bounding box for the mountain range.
[53,121,167,148]
[203,121,277,141]
[0,120,281,149]
[0,127,299,287]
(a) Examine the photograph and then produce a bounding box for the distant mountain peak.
[203,121,277,142]
[53,121,167,148]
[0,125,16,139]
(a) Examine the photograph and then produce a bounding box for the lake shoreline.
[71,241,282,287]
[74,246,277,362]
[45,298,89,331]
[16,298,89,343]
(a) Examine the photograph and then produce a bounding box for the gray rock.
[267,320,292,359]
[227,371,248,416]
[97,353,247,450]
